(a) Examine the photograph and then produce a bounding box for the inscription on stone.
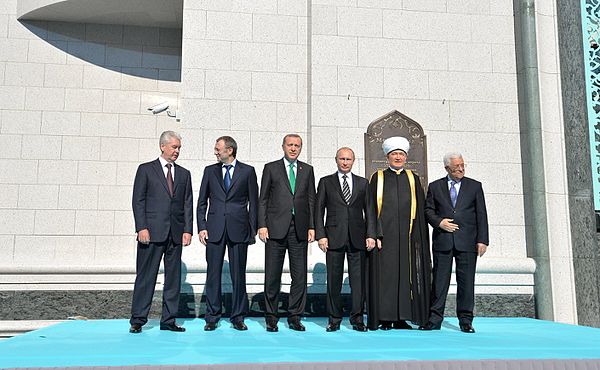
[364,110,428,187]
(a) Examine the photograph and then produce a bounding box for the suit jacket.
[314,172,376,250]
[132,159,193,244]
[196,161,258,244]
[425,176,489,252]
[258,159,316,240]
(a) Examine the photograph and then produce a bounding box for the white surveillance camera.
[148,102,169,114]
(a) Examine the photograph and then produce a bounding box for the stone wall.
[0,0,538,320]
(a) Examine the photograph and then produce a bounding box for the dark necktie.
[450,180,457,208]
[224,165,232,192]
[342,174,351,204]
[166,163,174,197]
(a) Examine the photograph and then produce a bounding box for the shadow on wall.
[20,20,182,82]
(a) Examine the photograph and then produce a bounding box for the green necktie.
[288,162,296,194]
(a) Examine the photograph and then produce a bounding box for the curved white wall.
[18,0,183,28]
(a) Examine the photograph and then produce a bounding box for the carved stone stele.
[364,110,428,187]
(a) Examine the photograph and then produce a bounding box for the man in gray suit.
[421,152,488,333]
[258,134,316,332]
[129,131,193,334]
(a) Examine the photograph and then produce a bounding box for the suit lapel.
[441,177,453,208]
[454,177,467,208]
[173,163,181,194]
[229,161,242,191]
[152,159,171,195]
[347,174,360,204]
[216,164,226,192]
[332,173,345,202]
[279,160,292,194]
[295,161,305,195]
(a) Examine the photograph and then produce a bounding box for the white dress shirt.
[158,156,175,180]
[222,159,237,179]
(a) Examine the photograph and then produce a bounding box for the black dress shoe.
[129,324,142,333]
[160,323,185,332]
[204,322,217,331]
[393,320,413,330]
[232,321,248,331]
[352,322,368,332]
[288,320,306,331]
[266,322,279,332]
[379,322,393,330]
[326,323,340,332]
[418,322,441,331]
[460,323,475,333]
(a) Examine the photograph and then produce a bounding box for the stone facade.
[1,0,594,324]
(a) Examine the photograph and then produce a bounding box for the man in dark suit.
[197,136,258,331]
[258,134,316,332]
[315,147,376,332]
[421,152,489,333]
[130,130,193,334]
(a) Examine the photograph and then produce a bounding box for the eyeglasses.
[447,164,466,171]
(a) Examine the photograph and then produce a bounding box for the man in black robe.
[367,136,432,330]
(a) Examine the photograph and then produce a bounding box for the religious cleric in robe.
[366,136,432,330]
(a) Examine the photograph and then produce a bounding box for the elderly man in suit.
[258,133,316,332]
[315,147,376,332]
[197,136,258,331]
[130,130,193,334]
[420,152,489,333]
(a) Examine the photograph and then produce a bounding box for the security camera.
[148,102,169,114]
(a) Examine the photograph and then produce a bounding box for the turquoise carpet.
[1,318,599,368]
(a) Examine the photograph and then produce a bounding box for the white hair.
[443,152,463,167]
[159,130,182,146]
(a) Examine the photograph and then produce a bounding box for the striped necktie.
[342,175,351,204]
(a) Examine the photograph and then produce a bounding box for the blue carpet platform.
[1,317,600,369]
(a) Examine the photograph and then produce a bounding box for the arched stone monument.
[364,110,428,187]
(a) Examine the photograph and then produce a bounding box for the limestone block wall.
[308,0,531,296]
[178,0,311,291]
[0,2,183,275]
[0,0,537,314]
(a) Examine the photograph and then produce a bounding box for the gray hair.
[443,152,463,167]
[159,131,182,146]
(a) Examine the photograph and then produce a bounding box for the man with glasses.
[420,152,489,333]
[197,136,258,331]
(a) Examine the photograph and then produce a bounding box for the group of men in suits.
[128,131,488,335]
